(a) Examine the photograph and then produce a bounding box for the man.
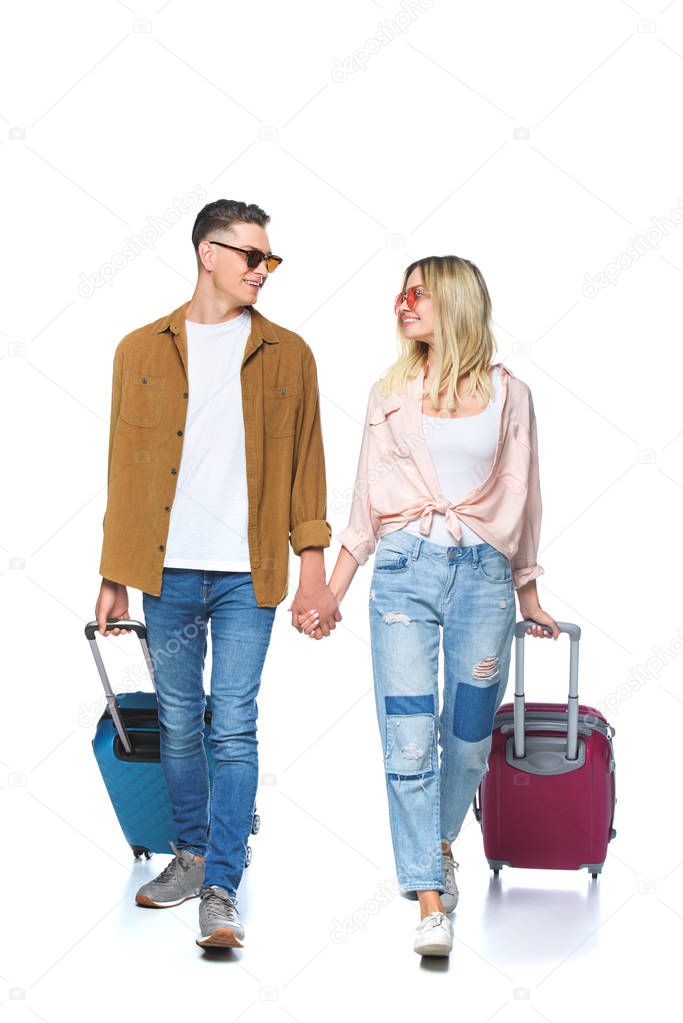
[95,199,341,949]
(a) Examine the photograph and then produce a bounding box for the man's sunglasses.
[394,286,430,315]
[207,240,283,273]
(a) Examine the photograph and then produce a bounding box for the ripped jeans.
[369,528,516,899]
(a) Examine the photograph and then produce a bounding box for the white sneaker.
[440,852,460,913]
[413,911,453,957]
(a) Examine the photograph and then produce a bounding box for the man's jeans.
[142,568,276,897]
[369,528,516,899]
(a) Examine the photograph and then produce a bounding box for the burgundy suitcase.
[473,620,617,878]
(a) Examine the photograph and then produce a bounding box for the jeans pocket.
[374,552,410,572]
[373,535,413,572]
[477,551,512,584]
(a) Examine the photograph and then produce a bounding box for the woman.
[297,256,559,957]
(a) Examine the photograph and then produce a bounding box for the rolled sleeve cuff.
[513,563,545,590]
[290,519,332,556]
[336,526,375,567]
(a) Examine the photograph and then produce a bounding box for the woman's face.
[396,267,434,342]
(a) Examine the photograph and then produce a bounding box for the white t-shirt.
[163,310,252,571]
[403,364,503,546]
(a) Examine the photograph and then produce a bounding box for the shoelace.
[153,842,193,884]
[420,911,447,931]
[202,889,238,922]
[443,855,460,886]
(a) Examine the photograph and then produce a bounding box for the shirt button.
[171,468,177,475]
[159,544,164,551]
[164,506,170,512]
[183,392,188,399]
[177,429,183,436]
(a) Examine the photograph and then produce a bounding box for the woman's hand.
[297,607,322,638]
[519,603,560,639]
[296,585,344,640]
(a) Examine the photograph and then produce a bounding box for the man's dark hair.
[191,199,270,263]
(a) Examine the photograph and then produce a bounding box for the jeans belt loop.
[471,544,480,566]
[412,537,422,561]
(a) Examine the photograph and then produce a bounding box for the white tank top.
[403,364,503,546]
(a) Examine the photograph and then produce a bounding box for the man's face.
[199,221,274,305]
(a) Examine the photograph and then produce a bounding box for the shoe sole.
[196,928,244,948]
[415,942,452,956]
[136,890,201,908]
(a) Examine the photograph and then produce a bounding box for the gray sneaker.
[196,885,245,948]
[440,852,460,913]
[135,842,205,908]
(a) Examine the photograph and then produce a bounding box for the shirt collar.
[154,300,281,344]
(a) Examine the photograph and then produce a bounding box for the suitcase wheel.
[131,845,152,860]
[251,812,261,835]
[244,844,252,868]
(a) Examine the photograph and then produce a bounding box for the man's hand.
[96,579,132,636]
[287,580,341,640]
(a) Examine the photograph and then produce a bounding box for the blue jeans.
[369,528,516,899]
[142,568,276,897]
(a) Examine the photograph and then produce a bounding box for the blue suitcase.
[85,618,260,861]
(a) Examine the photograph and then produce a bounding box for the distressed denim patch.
[453,680,499,742]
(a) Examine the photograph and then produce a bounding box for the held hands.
[287,580,341,640]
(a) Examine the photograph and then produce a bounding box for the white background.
[1,0,680,1017]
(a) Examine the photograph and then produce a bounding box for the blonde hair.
[378,255,497,413]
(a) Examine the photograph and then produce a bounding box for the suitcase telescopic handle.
[513,620,581,762]
[83,619,157,755]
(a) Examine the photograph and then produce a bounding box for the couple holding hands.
[96,197,558,956]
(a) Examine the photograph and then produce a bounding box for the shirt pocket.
[119,372,165,428]
[264,383,302,438]
[367,399,411,457]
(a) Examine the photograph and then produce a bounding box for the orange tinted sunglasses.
[394,286,430,315]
